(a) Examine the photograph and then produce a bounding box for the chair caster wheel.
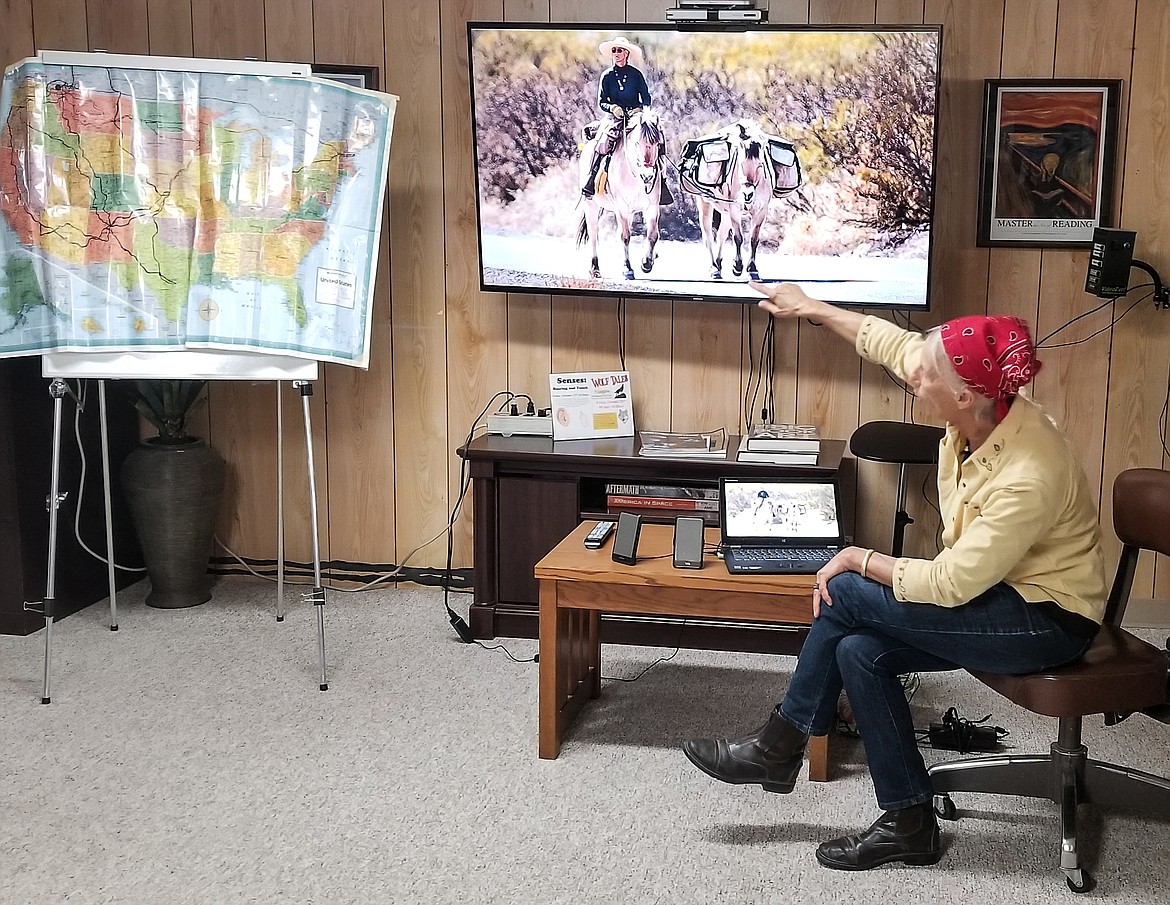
[1066,869,1095,893]
[933,794,958,821]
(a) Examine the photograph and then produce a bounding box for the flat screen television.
[467,22,942,309]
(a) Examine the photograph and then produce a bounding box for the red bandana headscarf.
[939,316,1041,423]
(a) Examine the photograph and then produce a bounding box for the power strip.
[487,414,553,437]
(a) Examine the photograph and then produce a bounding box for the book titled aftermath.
[605,483,720,500]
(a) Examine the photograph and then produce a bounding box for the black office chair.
[930,468,1170,893]
[849,420,946,556]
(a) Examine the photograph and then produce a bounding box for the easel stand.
[36,351,328,702]
[34,378,121,702]
[293,379,329,691]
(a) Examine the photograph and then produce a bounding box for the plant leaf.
[132,379,207,440]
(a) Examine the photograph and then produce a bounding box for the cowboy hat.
[598,36,643,64]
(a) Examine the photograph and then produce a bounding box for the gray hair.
[922,328,998,426]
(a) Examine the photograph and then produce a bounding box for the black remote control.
[583,520,616,549]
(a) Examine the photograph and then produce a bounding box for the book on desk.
[606,481,719,524]
[736,427,820,465]
[743,422,821,452]
[735,448,820,465]
[637,429,729,459]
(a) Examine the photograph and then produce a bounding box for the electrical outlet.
[487,414,553,437]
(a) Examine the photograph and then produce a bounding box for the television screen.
[467,23,942,309]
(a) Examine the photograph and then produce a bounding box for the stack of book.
[637,430,728,459]
[735,423,821,465]
[605,483,720,525]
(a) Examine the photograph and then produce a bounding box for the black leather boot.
[582,154,602,197]
[815,802,942,871]
[681,709,807,793]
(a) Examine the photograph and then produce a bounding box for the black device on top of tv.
[467,22,942,310]
[611,511,643,566]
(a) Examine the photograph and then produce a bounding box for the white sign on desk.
[549,370,633,441]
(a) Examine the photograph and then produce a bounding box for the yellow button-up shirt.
[856,316,1107,622]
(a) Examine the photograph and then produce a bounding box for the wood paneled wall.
[5,1,1170,596]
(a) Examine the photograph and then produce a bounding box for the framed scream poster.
[977,79,1122,247]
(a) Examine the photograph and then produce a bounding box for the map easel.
[2,51,396,701]
[35,350,329,703]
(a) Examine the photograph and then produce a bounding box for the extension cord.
[487,413,553,437]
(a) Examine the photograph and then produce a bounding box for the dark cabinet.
[497,476,580,604]
[458,434,848,653]
[0,359,142,635]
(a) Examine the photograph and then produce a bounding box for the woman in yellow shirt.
[684,282,1106,872]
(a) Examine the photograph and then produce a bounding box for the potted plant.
[132,380,208,443]
[120,379,225,608]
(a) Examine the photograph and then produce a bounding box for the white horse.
[695,119,776,281]
[576,109,664,280]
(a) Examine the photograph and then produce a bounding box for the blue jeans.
[777,572,1094,810]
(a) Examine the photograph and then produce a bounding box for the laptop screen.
[720,478,843,546]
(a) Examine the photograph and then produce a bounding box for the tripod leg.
[40,380,70,703]
[293,380,327,691]
[41,615,54,704]
[97,381,118,631]
[276,381,285,622]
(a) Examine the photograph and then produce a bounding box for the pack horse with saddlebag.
[679,119,802,280]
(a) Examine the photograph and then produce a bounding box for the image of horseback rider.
[582,36,673,205]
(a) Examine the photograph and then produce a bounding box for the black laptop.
[719,476,844,574]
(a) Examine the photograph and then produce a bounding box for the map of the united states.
[0,58,395,366]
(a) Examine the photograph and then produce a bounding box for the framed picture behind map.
[313,63,379,91]
[977,79,1121,248]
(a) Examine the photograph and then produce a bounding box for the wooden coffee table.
[534,521,831,780]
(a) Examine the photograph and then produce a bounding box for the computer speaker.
[672,515,704,569]
[611,511,642,566]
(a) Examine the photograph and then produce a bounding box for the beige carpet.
[2,578,1169,904]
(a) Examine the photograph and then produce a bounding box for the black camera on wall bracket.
[1085,227,1169,308]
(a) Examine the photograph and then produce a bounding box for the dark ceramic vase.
[120,437,226,608]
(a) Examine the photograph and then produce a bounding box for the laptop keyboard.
[733,547,832,562]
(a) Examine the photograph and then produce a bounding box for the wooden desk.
[459,433,849,652]
[534,521,830,781]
